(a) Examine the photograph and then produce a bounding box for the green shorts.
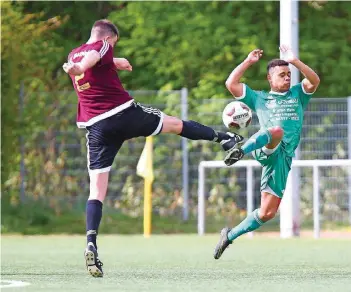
[253,144,292,198]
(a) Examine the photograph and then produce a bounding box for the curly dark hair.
[267,59,289,72]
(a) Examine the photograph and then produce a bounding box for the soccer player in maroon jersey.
[63,19,243,278]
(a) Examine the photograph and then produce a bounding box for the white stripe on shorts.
[139,104,161,117]
[88,166,111,174]
[150,112,164,136]
[262,142,281,155]
[86,130,90,170]
[262,185,280,198]
[85,129,112,174]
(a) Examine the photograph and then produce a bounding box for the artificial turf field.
[1,235,351,292]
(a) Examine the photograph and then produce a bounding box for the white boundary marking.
[0,280,31,288]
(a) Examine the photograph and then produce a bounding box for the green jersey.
[239,83,314,156]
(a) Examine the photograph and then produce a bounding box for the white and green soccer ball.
[222,101,253,129]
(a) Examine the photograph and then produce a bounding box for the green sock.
[242,130,272,155]
[227,209,264,241]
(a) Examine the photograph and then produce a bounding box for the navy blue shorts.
[85,102,163,173]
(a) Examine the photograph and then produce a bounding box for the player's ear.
[105,35,118,47]
[267,73,271,82]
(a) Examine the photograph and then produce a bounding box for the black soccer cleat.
[213,227,232,260]
[84,242,104,278]
[224,148,244,166]
[220,132,244,166]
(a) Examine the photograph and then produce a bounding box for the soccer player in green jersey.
[214,45,320,259]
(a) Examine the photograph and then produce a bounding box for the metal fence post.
[181,87,189,221]
[313,166,320,239]
[279,0,300,237]
[246,166,254,237]
[348,97,351,224]
[198,163,205,235]
[19,82,26,202]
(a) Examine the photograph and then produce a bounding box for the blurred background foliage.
[2,1,351,233]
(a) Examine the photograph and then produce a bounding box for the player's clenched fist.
[62,62,83,75]
[113,58,133,71]
[246,49,263,64]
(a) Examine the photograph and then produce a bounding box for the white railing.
[198,159,351,238]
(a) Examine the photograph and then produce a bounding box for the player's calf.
[162,117,245,156]
[259,209,276,222]
[213,209,264,259]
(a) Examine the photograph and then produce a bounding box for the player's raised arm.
[63,51,100,76]
[225,49,263,97]
[280,45,320,93]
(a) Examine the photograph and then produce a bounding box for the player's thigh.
[122,102,164,139]
[86,120,124,173]
[260,153,292,198]
[252,142,281,166]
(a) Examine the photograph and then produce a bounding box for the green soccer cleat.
[213,227,232,260]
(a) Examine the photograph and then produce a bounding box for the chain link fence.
[193,97,351,227]
[19,89,351,226]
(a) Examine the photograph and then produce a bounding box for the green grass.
[1,235,351,291]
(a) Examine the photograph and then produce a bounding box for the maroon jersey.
[68,40,133,128]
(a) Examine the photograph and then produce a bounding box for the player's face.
[105,35,118,48]
[267,66,291,92]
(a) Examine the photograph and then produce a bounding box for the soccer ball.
[222,101,252,129]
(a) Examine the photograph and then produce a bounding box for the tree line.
[2,1,351,201]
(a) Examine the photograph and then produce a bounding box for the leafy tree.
[1,2,63,193]
[2,1,350,223]
[109,1,351,98]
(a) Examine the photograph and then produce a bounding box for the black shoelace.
[96,258,103,267]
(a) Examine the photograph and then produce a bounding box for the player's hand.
[279,45,297,63]
[114,58,133,71]
[62,62,83,75]
[245,49,263,64]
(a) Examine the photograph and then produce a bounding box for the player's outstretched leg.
[214,192,281,259]
[224,126,283,166]
[161,117,245,158]
[84,171,109,277]
[214,209,263,259]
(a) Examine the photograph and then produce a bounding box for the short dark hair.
[92,19,119,38]
[267,59,289,72]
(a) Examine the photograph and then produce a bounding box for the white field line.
[0,280,31,288]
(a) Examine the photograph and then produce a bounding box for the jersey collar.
[269,90,288,96]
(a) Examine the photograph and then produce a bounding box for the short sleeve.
[94,40,113,66]
[234,84,258,111]
[67,51,74,63]
[291,82,314,110]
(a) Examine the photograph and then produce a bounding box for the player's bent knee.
[89,187,107,201]
[88,191,106,202]
[161,115,183,134]
[89,171,109,202]
[259,210,277,222]
[269,126,284,141]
